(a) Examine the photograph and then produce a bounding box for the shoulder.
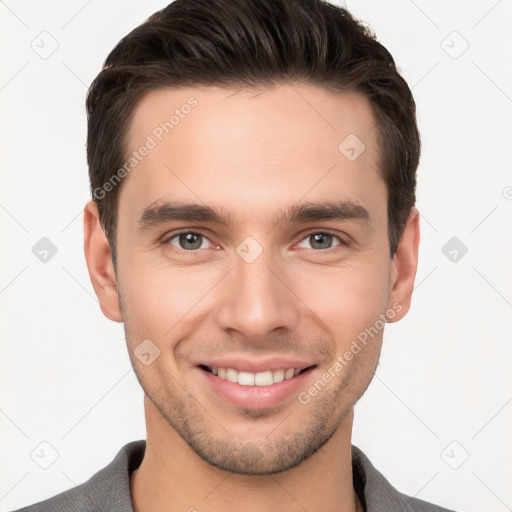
[352,445,459,512]
[8,440,146,512]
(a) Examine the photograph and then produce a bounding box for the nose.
[214,245,300,340]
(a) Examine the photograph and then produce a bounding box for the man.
[13,0,457,511]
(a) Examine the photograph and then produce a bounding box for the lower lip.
[198,367,315,410]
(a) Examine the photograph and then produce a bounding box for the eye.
[161,229,348,255]
[296,231,346,251]
[164,230,213,252]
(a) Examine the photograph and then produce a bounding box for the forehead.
[120,83,384,227]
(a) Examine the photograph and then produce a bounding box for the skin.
[84,83,419,512]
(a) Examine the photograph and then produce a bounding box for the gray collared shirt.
[11,440,457,512]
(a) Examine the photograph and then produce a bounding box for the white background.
[0,1,511,511]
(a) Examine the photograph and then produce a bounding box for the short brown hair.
[86,0,420,268]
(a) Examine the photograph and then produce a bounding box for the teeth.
[238,371,255,385]
[254,370,273,386]
[284,368,295,379]
[208,367,303,386]
[226,368,238,383]
[273,369,285,383]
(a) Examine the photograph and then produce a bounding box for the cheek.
[118,257,221,338]
[289,257,390,340]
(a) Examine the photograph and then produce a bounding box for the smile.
[198,363,316,410]
[201,366,303,386]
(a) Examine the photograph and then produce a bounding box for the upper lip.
[197,357,316,373]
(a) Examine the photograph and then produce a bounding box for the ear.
[83,200,122,322]
[386,207,420,322]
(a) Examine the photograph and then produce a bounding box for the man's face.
[102,84,412,474]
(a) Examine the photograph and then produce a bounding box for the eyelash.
[161,228,349,256]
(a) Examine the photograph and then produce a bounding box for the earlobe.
[386,207,420,323]
[83,200,123,323]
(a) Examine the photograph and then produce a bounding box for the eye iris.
[310,233,332,250]
[175,233,336,251]
[180,233,202,250]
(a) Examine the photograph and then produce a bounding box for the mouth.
[197,363,317,410]
[198,364,316,386]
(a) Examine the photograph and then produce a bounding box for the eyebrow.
[136,200,373,231]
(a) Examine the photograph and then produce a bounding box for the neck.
[131,397,363,512]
